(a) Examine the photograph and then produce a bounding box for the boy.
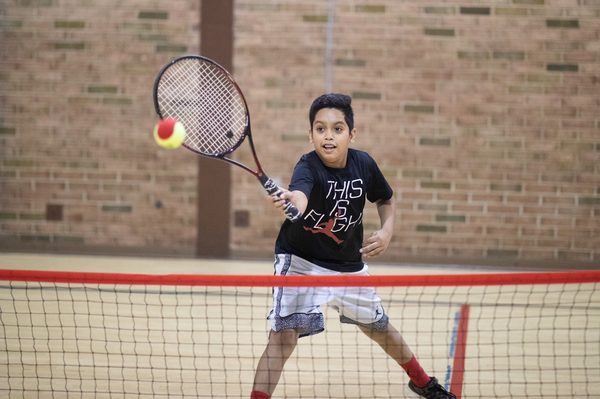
[250,93,456,399]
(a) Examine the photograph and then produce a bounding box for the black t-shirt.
[275,149,393,272]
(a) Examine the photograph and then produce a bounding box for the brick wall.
[0,0,200,256]
[1,1,599,266]
[231,1,600,266]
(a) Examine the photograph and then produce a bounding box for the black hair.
[308,93,354,131]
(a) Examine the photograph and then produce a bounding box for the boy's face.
[309,108,355,168]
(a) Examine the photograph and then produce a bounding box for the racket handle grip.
[260,176,302,223]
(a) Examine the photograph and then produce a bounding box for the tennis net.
[0,269,599,398]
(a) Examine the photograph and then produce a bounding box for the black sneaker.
[408,377,456,399]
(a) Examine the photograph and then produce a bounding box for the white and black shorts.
[268,254,389,337]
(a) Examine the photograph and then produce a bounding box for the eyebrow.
[314,120,345,125]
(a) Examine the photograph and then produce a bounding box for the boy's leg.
[252,329,299,397]
[358,323,430,387]
[358,322,413,362]
[253,254,329,398]
[359,322,456,398]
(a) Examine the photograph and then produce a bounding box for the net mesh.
[155,56,248,156]
[1,270,599,399]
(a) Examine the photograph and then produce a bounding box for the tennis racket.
[153,54,301,222]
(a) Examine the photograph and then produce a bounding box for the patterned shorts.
[267,254,389,337]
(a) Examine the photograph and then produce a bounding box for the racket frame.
[153,54,265,177]
[152,54,301,222]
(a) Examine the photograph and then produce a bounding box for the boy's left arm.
[360,197,395,258]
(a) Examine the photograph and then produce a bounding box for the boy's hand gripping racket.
[153,55,301,222]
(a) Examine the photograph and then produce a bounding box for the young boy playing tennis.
[250,93,456,399]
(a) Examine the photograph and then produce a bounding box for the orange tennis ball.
[153,118,186,149]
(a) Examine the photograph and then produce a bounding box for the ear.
[350,128,357,143]
[308,129,313,143]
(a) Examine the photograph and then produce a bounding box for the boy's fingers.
[279,191,293,201]
[363,233,380,247]
[360,241,378,254]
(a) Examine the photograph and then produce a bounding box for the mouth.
[322,143,336,152]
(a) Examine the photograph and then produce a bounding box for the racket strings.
[180,64,237,155]
[161,62,242,154]
[156,58,247,156]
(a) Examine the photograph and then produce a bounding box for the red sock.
[250,391,271,399]
[401,356,431,388]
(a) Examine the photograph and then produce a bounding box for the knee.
[271,329,298,344]
[269,329,298,355]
